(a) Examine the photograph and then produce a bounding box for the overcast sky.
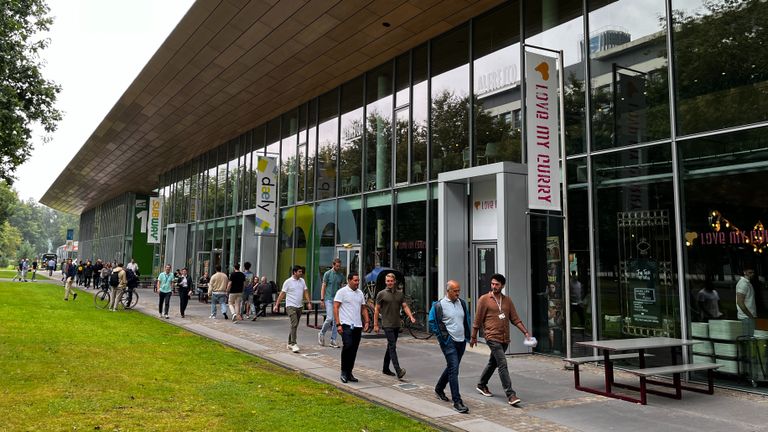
[14,0,194,205]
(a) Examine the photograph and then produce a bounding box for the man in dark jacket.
[428,280,471,414]
[63,258,78,301]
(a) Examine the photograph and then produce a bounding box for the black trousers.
[383,327,401,372]
[179,289,190,316]
[341,324,362,375]
[159,291,172,315]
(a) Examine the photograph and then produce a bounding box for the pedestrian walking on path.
[63,258,78,301]
[428,280,471,414]
[318,257,344,348]
[156,264,174,319]
[208,266,229,319]
[176,268,193,318]
[334,272,369,383]
[374,272,415,379]
[273,265,312,353]
[228,263,246,323]
[471,273,531,407]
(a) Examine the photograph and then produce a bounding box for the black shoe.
[434,389,449,402]
[223,313,229,320]
[453,401,469,414]
[396,368,406,379]
[347,374,359,382]
[73,293,77,301]
[382,369,396,376]
[181,314,185,318]
[340,373,348,383]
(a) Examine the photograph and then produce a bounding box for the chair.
[478,142,499,164]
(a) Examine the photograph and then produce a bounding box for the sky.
[14,0,194,204]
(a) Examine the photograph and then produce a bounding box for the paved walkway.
[83,285,768,431]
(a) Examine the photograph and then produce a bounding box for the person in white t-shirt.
[333,272,369,383]
[126,258,139,275]
[273,266,312,353]
[736,267,757,336]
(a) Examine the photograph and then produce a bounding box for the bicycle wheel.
[408,310,432,340]
[121,290,139,309]
[94,290,110,309]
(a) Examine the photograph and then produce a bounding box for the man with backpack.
[428,280,471,414]
[124,267,139,308]
[108,263,127,312]
[63,258,78,301]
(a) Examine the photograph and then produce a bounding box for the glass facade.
[146,0,768,393]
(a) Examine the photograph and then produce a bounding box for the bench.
[565,353,649,390]
[623,363,721,405]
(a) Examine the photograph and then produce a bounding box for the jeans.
[741,317,756,337]
[210,293,228,316]
[341,324,362,376]
[383,327,401,372]
[159,291,172,315]
[319,299,337,342]
[179,288,190,316]
[436,338,466,403]
[228,293,243,317]
[287,306,303,345]
[478,340,515,397]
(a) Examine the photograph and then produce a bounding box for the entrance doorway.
[196,251,211,278]
[335,245,361,278]
[472,243,497,339]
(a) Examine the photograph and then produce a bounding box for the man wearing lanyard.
[155,264,174,319]
[333,272,369,383]
[470,273,531,406]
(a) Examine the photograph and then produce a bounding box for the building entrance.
[472,242,497,340]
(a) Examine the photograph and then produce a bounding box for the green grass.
[0,281,435,432]
[0,269,50,280]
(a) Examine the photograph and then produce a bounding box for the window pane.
[412,45,428,183]
[395,187,427,311]
[673,0,768,135]
[364,192,391,274]
[317,90,338,200]
[395,108,410,184]
[431,25,469,178]
[340,77,363,195]
[365,62,393,191]
[281,111,298,207]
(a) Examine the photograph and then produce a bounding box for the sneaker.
[64,298,68,301]
[508,393,521,406]
[209,314,216,319]
[476,384,493,397]
[165,314,170,319]
[291,344,300,353]
[382,369,396,376]
[329,340,340,349]
[223,313,229,320]
[434,389,449,402]
[73,293,78,301]
[453,401,469,414]
[396,368,406,379]
[287,344,293,351]
[318,331,325,346]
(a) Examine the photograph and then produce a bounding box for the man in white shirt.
[736,267,757,336]
[273,266,312,353]
[333,272,369,383]
[126,258,139,275]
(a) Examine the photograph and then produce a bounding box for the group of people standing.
[11,258,36,282]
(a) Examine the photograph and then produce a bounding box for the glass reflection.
[340,77,363,195]
[365,62,393,191]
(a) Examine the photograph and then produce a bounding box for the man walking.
[736,267,757,337]
[109,263,127,312]
[63,258,78,301]
[228,263,246,323]
[374,272,415,379]
[334,272,369,383]
[155,264,174,319]
[471,273,531,406]
[273,266,312,353]
[208,265,229,319]
[319,258,345,348]
[176,268,193,318]
[428,280,471,413]
[242,262,255,318]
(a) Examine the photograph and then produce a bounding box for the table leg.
[639,349,646,368]
[603,350,613,393]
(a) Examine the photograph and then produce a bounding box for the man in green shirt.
[155,264,174,319]
[318,258,345,348]
[374,272,415,379]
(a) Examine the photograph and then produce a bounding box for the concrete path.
[80,285,768,431]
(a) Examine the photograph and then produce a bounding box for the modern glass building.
[42,0,768,393]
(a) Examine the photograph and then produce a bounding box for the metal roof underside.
[41,0,503,214]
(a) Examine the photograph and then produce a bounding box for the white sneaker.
[164,314,170,319]
[318,331,325,346]
[329,340,340,349]
[209,314,216,319]
[287,344,293,351]
[291,344,300,353]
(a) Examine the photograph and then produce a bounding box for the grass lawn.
[0,281,435,432]
[0,269,51,281]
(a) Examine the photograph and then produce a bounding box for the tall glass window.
[473,1,523,165]
[215,146,227,218]
[412,45,428,182]
[248,125,265,210]
[395,187,427,311]
[281,110,298,207]
[589,0,670,150]
[306,100,317,202]
[365,61,393,191]
[340,78,364,195]
[525,0,586,155]
[312,200,337,297]
[364,192,391,275]
[431,25,470,178]
[317,90,338,200]
[297,104,308,203]
[593,144,678,341]
[673,0,768,135]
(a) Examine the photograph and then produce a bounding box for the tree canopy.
[0,0,62,183]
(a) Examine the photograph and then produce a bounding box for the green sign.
[132,195,154,276]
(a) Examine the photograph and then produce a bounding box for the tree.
[0,0,62,183]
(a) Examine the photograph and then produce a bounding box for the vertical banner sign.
[255,156,277,234]
[147,197,162,244]
[525,51,562,211]
[132,195,153,274]
[66,229,74,241]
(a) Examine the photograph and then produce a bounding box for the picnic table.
[566,337,721,405]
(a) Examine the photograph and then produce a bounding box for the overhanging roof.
[41,0,503,214]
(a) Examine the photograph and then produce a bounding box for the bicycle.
[94,283,111,309]
[403,293,431,340]
[93,283,139,310]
